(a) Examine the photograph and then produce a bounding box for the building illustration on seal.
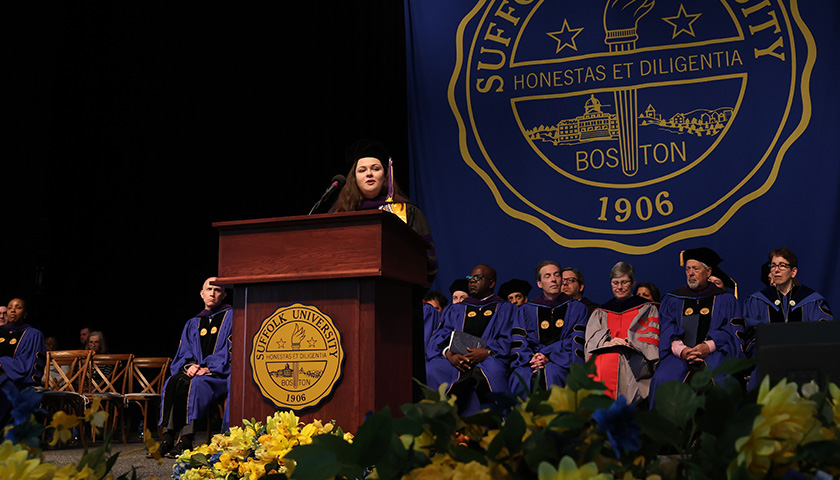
[526,94,734,150]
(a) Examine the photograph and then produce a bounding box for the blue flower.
[172,461,188,479]
[2,385,46,448]
[2,384,45,426]
[592,394,641,458]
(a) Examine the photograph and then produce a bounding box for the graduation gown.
[0,323,46,418]
[743,284,833,389]
[509,293,589,394]
[359,197,438,282]
[649,285,742,405]
[160,305,233,430]
[425,295,514,414]
[585,296,660,403]
[422,302,442,359]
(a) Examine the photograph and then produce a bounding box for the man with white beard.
[648,248,743,407]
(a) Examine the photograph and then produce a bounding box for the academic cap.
[760,262,772,287]
[499,279,532,299]
[449,279,469,295]
[712,266,738,298]
[345,139,394,201]
[345,139,391,168]
[680,247,724,267]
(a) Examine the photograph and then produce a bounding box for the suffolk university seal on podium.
[251,303,345,411]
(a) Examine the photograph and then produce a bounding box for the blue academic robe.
[649,285,742,405]
[160,305,233,429]
[508,293,589,394]
[422,302,442,359]
[425,295,514,414]
[0,323,46,418]
[743,284,833,389]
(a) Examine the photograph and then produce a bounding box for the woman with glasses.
[743,248,833,389]
[584,262,660,406]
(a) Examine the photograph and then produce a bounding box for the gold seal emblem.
[483,309,493,316]
[540,320,550,329]
[700,308,710,315]
[210,326,218,335]
[556,319,564,328]
[468,311,477,317]
[251,303,344,411]
[199,328,208,336]
[684,308,694,316]
[9,338,17,345]
[0,337,5,343]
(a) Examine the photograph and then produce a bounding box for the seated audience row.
[423,246,833,415]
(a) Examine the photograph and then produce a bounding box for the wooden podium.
[213,210,429,432]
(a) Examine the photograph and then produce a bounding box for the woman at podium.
[331,140,438,281]
[332,140,438,401]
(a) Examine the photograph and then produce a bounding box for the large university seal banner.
[405,0,839,306]
[251,304,345,411]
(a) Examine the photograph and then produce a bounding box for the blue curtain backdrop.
[405,0,840,308]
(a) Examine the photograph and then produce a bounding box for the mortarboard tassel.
[386,157,394,202]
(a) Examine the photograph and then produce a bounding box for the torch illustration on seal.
[290,324,306,388]
[603,0,654,177]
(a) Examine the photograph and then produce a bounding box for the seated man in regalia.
[158,277,233,457]
[648,248,743,407]
[426,264,515,415]
[508,261,589,395]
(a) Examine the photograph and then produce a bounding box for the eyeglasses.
[562,278,578,284]
[767,262,793,271]
[466,274,485,281]
[611,280,632,287]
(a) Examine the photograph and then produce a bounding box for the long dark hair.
[331,141,408,212]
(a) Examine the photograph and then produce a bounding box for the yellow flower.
[401,429,436,457]
[538,456,613,480]
[180,465,214,480]
[451,460,497,480]
[53,463,98,480]
[216,453,240,475]
[238,459,268,480]
[731,377,824,478]
[144,428,162,464]
[0,440,56,480]
[828,383,840,427]
[84,397,108,433]
[48,410,82,446]
[401,453,459,480]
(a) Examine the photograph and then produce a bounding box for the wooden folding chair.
[41,349,92,447]
[85,353,133,443]
[124,357,170,441]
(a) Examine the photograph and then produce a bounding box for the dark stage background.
[5,3,411,356]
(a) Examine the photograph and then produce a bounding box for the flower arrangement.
[283,359,840,480]
[1,383,161,479]
[5,357,838,480]
[172,410,353,480]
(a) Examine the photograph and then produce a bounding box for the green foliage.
[285,357,840,480]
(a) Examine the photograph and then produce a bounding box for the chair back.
[128,357,171,395]
[88,354,134,395]
[44,350,92,393]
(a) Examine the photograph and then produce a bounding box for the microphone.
[308,174,346,214]
[323,174,346,196]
